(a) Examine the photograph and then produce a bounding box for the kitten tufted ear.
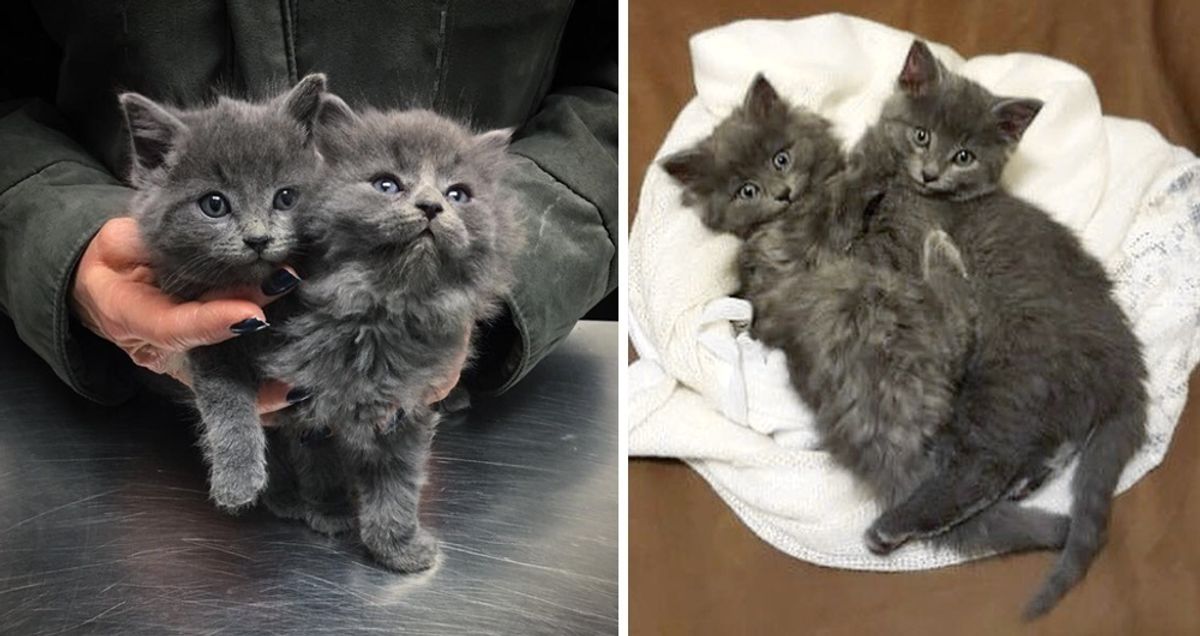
[743,74,784,121]
[281,73,327,139]
[315,93,358,129]
[660,148,712,187]
[475,128,514,155]
[992,97,1044,143]
[898,40,942,96]
[118,92,186,178]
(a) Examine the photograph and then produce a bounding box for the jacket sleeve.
[471,0,617,394]
[0,99,139,404]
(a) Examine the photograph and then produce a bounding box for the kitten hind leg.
[292,430,356,535]
[865,456,1016,555]
[354,411,439,572]
[933,501,1070,555]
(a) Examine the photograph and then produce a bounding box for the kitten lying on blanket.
[852,41,1147,619]
[119,75,327,511]
[262,97,522,571]
[661,76,1070,560]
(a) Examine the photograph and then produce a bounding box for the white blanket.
[628,14,1200,571]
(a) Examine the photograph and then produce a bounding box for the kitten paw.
[210,465,268,512]
[922,229,968,280]
[864,523,907,555]
[261,490,307,521]
[363,527,440,573]
[306,511,356,536]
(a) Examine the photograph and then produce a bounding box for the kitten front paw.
[864,522,908,555]
[362,526,440,573]
[210,463,268,512]
[305,510,356,536]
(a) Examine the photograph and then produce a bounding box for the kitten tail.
[1022,401,1146,619]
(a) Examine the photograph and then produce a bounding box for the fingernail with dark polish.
[230,317,269,335]
[286,387,313,405]
[261,268,301,296]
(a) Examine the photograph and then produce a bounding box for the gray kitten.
[661,77,1066,556]
[262,97,522,571]
[119,75,327,511]
[854,41,1147,618]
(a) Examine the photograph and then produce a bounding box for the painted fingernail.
[261,268,300,296]
[286,387,313,405]
[230,317,269,335]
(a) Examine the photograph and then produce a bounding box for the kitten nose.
[415,201,443,220]
[921,170,938,184]
[244,235,271,252]
[775,187,792,202]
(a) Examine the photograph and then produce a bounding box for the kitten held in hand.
[119,75,327,511]
[855,41,1147,619]
[264,98,522,572]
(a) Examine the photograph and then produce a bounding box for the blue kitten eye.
[197,192,230,218]
[272,187,298,210]
[953,149,975,166]
[772,150,791,170]
[371,176,402,194]
[912,127,931,147]
[446,185,472,203]
[737,182,761,200]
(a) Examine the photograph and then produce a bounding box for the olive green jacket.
[0,1,616,404]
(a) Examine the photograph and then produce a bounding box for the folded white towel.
[629,14,1200,571]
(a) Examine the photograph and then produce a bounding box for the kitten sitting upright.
[118,75,327,511]
[263,97,522,571]
[854,41,1147,619]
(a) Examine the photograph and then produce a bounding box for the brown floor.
[629,1,1200,633]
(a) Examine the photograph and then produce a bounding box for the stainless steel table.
[0,319,617,635]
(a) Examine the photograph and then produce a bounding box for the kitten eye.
[772,150,791,171]
[736,182,761,200]
[445,185,472,203]
[912,127,931,147]
[197,192,230,218]
[953,149,976,166]
[272,187,299,210]
[371,175,403,194]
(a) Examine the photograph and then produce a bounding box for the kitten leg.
[864,456,1017,555]
[354,410,439,572]
[190,350,268,512]
[292,428,356,536]
[933,501,1070,555]
[922,229,968,280]
[262,427,306,520]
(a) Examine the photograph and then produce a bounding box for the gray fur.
[119,75,328,511]
[262,98,522,572]
[854,41,1147,619]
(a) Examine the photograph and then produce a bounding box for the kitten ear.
[992,97,1043,143]
[281,73,328,138]
[660,148,711,187]
[743,74,784,120]
[474,128,514,155]
[118,92,186,176]
[316,93,358,129]
[898,40,942,96]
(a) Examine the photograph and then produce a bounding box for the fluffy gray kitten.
[119,75,327,511]
[661,77,1067,557]
[262,97,522,571]
[853,41,1148,618]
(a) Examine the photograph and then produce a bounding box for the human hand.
[71,217,303,416]
[423,324,472,405]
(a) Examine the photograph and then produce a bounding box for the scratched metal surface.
[0,319,617,635]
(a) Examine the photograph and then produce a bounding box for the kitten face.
[876,41,1042,201]
[660,75,844,237]
[314,98,516,290]
[120,75,326,295]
